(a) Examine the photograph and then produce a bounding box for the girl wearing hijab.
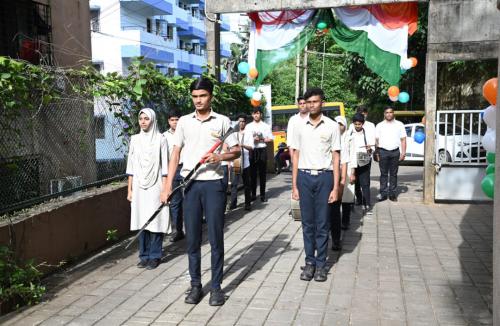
[126,108,170,270]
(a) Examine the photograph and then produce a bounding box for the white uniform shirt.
[350,128,370,154]
[291,115,341,170]
[173,110,238,180]
[286,113,309,147]
[375,119,406,151]
[348,120,375,150]
[163,128,183,164]
[237,130,254,169]
[245,120,274,149]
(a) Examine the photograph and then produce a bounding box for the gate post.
[205,13,221,81]
[423,56,437,204]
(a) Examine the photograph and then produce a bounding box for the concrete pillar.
[204,13,221,81]
[494,8,500,322]
[423,56,437,204]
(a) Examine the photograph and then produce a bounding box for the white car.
[404,123,486,163]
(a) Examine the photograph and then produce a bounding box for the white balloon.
[401,58,413,70]
[482,128,496,152]
[252,92,262,101]
[483,105,496,129]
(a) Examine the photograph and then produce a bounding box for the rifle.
[125,127,235,249]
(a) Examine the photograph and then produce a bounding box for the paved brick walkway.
[1,167,493,325]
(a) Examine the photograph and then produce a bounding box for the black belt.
[380,148,399,152]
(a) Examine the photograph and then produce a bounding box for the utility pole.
[295,53,301,100]
[302,45,308,92]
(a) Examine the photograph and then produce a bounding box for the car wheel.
[438,149,452,163]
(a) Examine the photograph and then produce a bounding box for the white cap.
[335,115,347,126]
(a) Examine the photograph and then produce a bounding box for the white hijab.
[136,108,162,189]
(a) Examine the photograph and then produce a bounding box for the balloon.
[410,57,418,67]
[487,152,496,164]
[483,105,496,129]
[398,92,410,103]
[238,62,249,74]
[252,91,262,101]
[388,86,400,97]
[483,77,498,106]
[317,22,327,30]
[486,164,495,175]
[401,58,413,70]
[250,99,261,107]
[245,87,255,98]
[481,173,495,199]
[414,131,425,144]
[389,96,398,102]
[248,67,258,79]
[482,129,496,152]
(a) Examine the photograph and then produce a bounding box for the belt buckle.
[310,170,319,176]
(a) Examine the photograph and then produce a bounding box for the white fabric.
[245,120,274,149]
[348,120,376,152]
[237,130,254,169]
[173,110,238,180]
[340,131,356,203]
[335,115,347,127]
[291,115,341,170]
[248,10,314,69]
[334,7,409,66]
[375,119,406,151]
[126,133,170,233]
[133,108,162,189]
[286,113,309,147]
[163,128,183,164]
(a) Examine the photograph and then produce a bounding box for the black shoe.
[251,195,257,201]
[341,223,350,230]
[170,231,185,243]
[355,200,362,206]
[377,194,388,202]
[137,259,148,268]
[209,288,226,306]
[332,242,342,251]
[260,196,268,202]
[244,204,251,211]
[228,203,237,210]
[185,286,203,304]
[314,267,328,282]
[300,264,316,281]
[389,195,397,202]
[146,258,160,270]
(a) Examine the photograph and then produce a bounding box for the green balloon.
[317,22,327,30]
[486,164,495,175]
[481,173,495,199]
[487,152,495,164]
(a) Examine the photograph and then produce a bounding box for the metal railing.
[435,110,487,166]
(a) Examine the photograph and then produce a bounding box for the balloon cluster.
[315,21,329,35]
[387,86,410,104]
[238,61,262,107]
[400,57,418,74]
[480,77,498,199]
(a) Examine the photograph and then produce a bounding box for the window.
[92,62,103,72]
[166,25,174,40]
[415,126,425,134]
[95,116,105,139]
[193,43,200,55]
[90,8,100,32]
[146,18,152,33]
[179,40,185,50]
[155,19,161,35]
[167,67,176,77]
[405,126,413,137]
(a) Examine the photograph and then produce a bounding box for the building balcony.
[220,16,230,32]
[120,29,174,63]
[120,0,173,15]
[178,15,205,40]
[220,44,231,58]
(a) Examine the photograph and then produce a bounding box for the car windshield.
[437,123,471,136]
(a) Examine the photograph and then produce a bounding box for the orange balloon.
[250,99,261,107]
[410,57,418,67]
[248,67,259,79]
[388,86,400,97]
[483,77,498,106]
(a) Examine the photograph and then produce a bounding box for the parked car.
[404,123,486,163]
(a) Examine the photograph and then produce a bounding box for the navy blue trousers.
[169,164,184,233]
[379,149,400,196]
[139,230,164,261]
[184,179,225,289]
[297,170,332,268]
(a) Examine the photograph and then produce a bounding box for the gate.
[434,110,490,201]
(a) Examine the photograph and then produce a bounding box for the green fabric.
[329,18,401,85]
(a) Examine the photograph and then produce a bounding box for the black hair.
[237,113,248,121]
[352,112,365,123]
[356,105,368,114]
[384,106,394,112]
[252,107,263,113]
[297,96,305,102]
[167,108,182,120]
[190,77,214,94]
[303,87,325,101]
